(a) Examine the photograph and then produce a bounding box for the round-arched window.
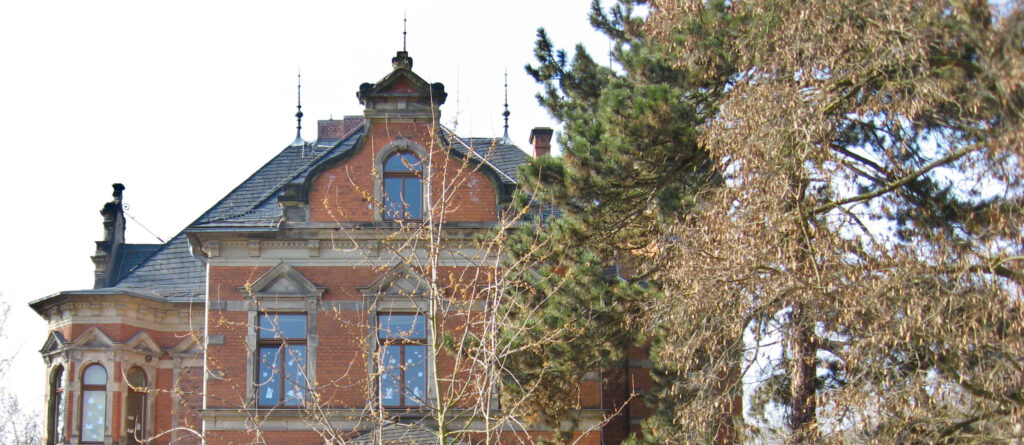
[383,152,423,220]
[125,367,147,445]
[80,364,107,443]
[48,365,65,445]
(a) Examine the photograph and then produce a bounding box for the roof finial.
[502,68,510,142]
[403,11,407,52]
[391,13,413,70]
[290,71,305,147]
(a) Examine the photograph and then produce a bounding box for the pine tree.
[506,0,1024,443]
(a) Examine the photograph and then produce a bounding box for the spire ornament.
[392,14,413,70]
[290,72,305,147]
[502,69,510,142]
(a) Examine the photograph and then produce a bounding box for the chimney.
[317,116,364,141]
[529,127,554,157]
[91,183,126,289]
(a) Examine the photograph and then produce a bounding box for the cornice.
[35,293,204,332]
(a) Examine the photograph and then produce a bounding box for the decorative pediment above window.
[358,263,431,298]
[245,262,325,300]
[40,331,68,355]
[125,331,162,357]
[71,327,115,350]
[170,336,203,358]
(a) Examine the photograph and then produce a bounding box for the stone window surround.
[41,325,177,445]
[47,364,66,445]
[78,362,109,444]
[359,263,436,409]
[373,138,429,223]
[241,262,325,408]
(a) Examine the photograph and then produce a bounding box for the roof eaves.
[29,287,171,311]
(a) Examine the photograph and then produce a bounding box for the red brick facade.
[31,52,653,445]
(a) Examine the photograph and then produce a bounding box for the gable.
[71,326,115,349]
[384,77,419,94]
[359,263,431,297]
[40,331,68,354]
[246,262,324,299]
[125,331,162,356]
[171,336,202,357]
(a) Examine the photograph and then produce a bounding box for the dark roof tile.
[110,123,529,300]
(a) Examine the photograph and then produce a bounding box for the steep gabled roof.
[112,126,365,298]
[191,125,366,227]
[107,120,530,301]
[440,128,529,184]
[110,243,162,284]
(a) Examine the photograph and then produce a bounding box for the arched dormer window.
[80,364,107,443]
[125,367,147,445]
[47,365,65,445]
[383,152,423,220]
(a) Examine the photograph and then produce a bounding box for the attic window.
[383,152,423,220]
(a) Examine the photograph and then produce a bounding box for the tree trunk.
[788,305,818,444]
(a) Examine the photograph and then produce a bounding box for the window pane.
[127,368,146,387]
[125,391,145,445]
[283,345,306,406]
[258,314,306,339]
[380,346,401,406]
[378,314,426,339]
[83,364,106,385]
[54,390,65,443]
[258,347,281,405]
[404,177,422,219]
[384,177,403,219]
[81,390,106,442]
[52,367,65,443]
[405,345,426,406]
[385,153,421,172]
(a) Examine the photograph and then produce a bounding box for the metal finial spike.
[403,12,407,52]
[291,71,305,147]
[502,69,510,142]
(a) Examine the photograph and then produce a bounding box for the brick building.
[29,51,650,445]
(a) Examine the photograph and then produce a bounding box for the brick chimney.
[529,127,554,157]
[317,115,364,141]
[91,183,126,288]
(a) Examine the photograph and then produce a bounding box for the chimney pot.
[529,127,554,157]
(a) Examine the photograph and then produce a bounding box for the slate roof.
[110,243,162,285]
[104,122,530,300]
[195,127,366,227]
[111,126,366,298]
[441,128,530,184]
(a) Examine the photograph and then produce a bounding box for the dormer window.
[383,152,423,220]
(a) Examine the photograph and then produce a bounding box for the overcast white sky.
[0,0,607,413]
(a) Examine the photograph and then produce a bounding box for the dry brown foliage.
[637,0,1024,442]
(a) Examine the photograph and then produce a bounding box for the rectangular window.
[257,313,307,407]
[80,390,105,442]
[377,313,427,408]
